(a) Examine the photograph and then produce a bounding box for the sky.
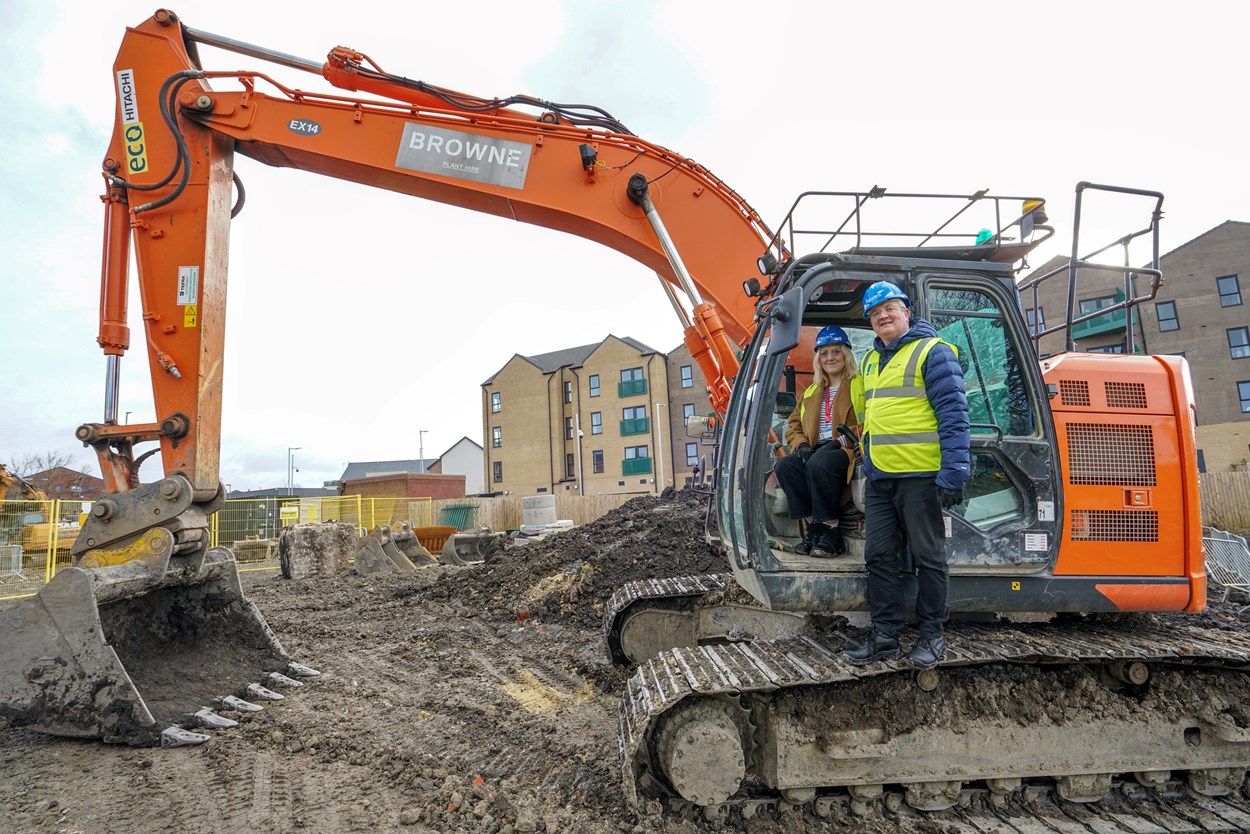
[1,0,1246,492]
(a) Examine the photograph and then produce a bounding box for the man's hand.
[794,444,815,463]
[939,487,964,510]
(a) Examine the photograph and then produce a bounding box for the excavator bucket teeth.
[439,531,506,566]
[0,546,290,746]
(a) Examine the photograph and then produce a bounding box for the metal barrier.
[1204,526,1250,592]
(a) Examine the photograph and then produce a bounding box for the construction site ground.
[4,488,1250,834]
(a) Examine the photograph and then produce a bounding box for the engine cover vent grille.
[1059,379,1090,407]
[1105,380,1148,410]
[1071,509,1159,542]
[1067,423,1156,486]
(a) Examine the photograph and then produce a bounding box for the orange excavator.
[4,8,1250,822]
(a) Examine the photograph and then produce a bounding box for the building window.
[490,392,501,413]
[1239,381,1250,413]
[621,405,649,436]
[589,374,600,397]
[1219,274,1242,307]
[1156,300,1179,332]
[685,442,698,467]
[1087,343,1126,354]
[1078,295,1115,317]
[566,453,575,479]
[682,403,696,422]
[1230,327,1250,359]
[493,461,503,483]
[565,417,574,439]
[623,444,651,475]
[564,381,573,403]
[592,450,604,473]
[1025,306,1045,335]
[680,365,693,388]
[619,367,647,397]
[591,411,602,435]
[491,426,502,448]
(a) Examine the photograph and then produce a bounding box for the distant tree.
[8,451,84,479]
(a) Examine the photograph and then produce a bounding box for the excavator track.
[619,617,1250,819]
[604,572,812,665]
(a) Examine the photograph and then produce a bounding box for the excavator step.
[620,617,1250,814]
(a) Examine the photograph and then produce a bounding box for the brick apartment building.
[480,336,714,496]
[1023,221,1250,471]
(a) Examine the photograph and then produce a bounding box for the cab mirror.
[767,288,803,356]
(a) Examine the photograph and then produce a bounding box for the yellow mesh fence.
[0,499,90,601]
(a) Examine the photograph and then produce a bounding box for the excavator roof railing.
[764,187,1054,270]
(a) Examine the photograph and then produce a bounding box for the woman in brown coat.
[774,326,861,556]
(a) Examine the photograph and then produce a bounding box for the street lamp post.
[418,430,428,473]
[124,411,132,424]
[654,402,666,495]
[287,447,301,495]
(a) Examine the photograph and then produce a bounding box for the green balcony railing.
[618,379,648,398]
[620,417,649,436]
[1072,306,1138,341]
[622,457,652,476]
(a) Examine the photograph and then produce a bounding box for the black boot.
[906,634,946,670]
[795,522,827,555]
[842,629,901,665]
[811,524,845,557]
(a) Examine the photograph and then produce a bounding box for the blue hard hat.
[814,325,851,349]
[862,281,910,318]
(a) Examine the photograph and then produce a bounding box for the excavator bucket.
[352,525,422,575]
[389,522,437,566]
[0,535,310,747]
[439,529,507,566]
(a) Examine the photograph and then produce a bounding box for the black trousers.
[774,442,850,525]
[863,476,949,639]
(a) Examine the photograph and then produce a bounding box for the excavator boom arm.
[89,10,776,497]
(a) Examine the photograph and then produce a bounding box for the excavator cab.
[718,190,1065,614]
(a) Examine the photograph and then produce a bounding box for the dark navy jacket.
[861,317,970,491]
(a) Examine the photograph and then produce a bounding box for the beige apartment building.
[480,336,714,496]
[1023,221,1250,471]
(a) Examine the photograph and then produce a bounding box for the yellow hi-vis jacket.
[854,337,955,474]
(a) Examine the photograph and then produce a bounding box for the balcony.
[620,417,649,436]
[622,457,652,476]
[618,379,648,398]
[1071,307,1129,340]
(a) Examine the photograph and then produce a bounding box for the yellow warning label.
[1011,581,1021,591]
[184,305,198,328]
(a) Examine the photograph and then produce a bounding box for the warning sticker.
[183,305,198,328]
[1037,500,1055,522]
[177,266,199,305]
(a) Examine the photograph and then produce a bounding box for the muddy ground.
[3,488,1250,834]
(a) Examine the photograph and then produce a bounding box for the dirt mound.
[403,488,723,628]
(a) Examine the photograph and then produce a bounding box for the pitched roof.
[339,459,437,481]
[481,335,661,384]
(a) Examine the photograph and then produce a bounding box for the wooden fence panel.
[1201,472,1250,531]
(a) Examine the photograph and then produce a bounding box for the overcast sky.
[1,1,1245,492]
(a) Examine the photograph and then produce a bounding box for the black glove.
[794,444,815,463]
[939,488,964,510]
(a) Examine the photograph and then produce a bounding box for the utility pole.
[418,430,428,473]
[287,447,301,495]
